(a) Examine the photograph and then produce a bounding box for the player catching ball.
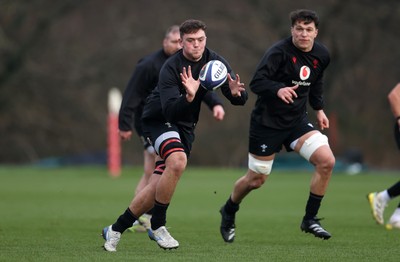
[102,19,247,252]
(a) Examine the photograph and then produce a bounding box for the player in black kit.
[118,25,225,233]
[102,19,247,251]
[219,9,335,242]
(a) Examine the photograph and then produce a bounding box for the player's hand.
[119,130,132,141]
[277,85,298,104]
[180,65,199,102]
[227,73,245,97]
[212,104,225,121]
[316,110,329,130]
[397,118,400,132]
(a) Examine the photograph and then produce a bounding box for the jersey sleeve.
[202,91,224,110]
[308,73,324,110]
[217,56,248,105]
[158,63,192,123]
[309,49,330,110]
[249,48,286,97]
[220,80,248,105]
[118,59,154,131]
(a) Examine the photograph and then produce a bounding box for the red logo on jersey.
[292,56,297,64]
[313,59,318,68]
[299,66,311,80]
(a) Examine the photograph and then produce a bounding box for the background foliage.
[1,0,400,168]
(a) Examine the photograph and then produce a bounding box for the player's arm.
[308,74,324,110]
[388,83,400,124]
[159,64,194,122]
[119,61,152,132]
[119,130,133,141]
[220,71,248,105]
[202,91,225,121]
[180,65,200,102]
[202,90,223,109]
[250,50,286,97]
[308,72,329,130]
[217,57,247,105]
[315,110,329,130]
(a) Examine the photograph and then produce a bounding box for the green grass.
[0,165,398,261]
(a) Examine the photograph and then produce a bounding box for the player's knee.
[299,133,330,162]
[318,154,335,172]
[166,152,187,174]
[248,174,267,189]
[248,154,273,175]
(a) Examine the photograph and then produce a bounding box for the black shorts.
[248,118,315,156]
[394,121,400,150]
[142,119,194,158]
[134,121,152,150]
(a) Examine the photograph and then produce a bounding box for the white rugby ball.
[199,60,228,91]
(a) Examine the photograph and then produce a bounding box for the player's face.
[163,32,181,56]
[291,20,318,52]
[180,30,207,62]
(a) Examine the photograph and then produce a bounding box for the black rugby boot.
[300,217,331,240]
[219,206,236,243]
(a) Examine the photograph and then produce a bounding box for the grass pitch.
[0,165,398,261]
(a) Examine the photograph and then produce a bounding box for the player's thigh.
[292,130,319,151]
[142,120,190,161]
[294,130,334,165]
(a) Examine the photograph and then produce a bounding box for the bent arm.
[388,83,400,119]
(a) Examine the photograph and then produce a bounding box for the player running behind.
[219,9,335,242]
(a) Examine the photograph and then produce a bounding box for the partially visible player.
[367,83,400,229]
[118,25,225,232]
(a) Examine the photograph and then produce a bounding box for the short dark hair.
[179,19,207,38]
[290,9,319,28]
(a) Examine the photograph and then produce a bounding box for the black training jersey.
[119,49,168,131]
[119,49,224,132]
[250,36,330,129]
[142,48,248,128]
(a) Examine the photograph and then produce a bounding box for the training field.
[0,166,398,261]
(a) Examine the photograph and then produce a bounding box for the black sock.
[387,181,400,198]
[111,208,138,234]
[303,192,324,220]
[224,196,240,215]
[151,200,169,230]
[146,207,154,216]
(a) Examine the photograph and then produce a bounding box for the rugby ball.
[199,60,228,91]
